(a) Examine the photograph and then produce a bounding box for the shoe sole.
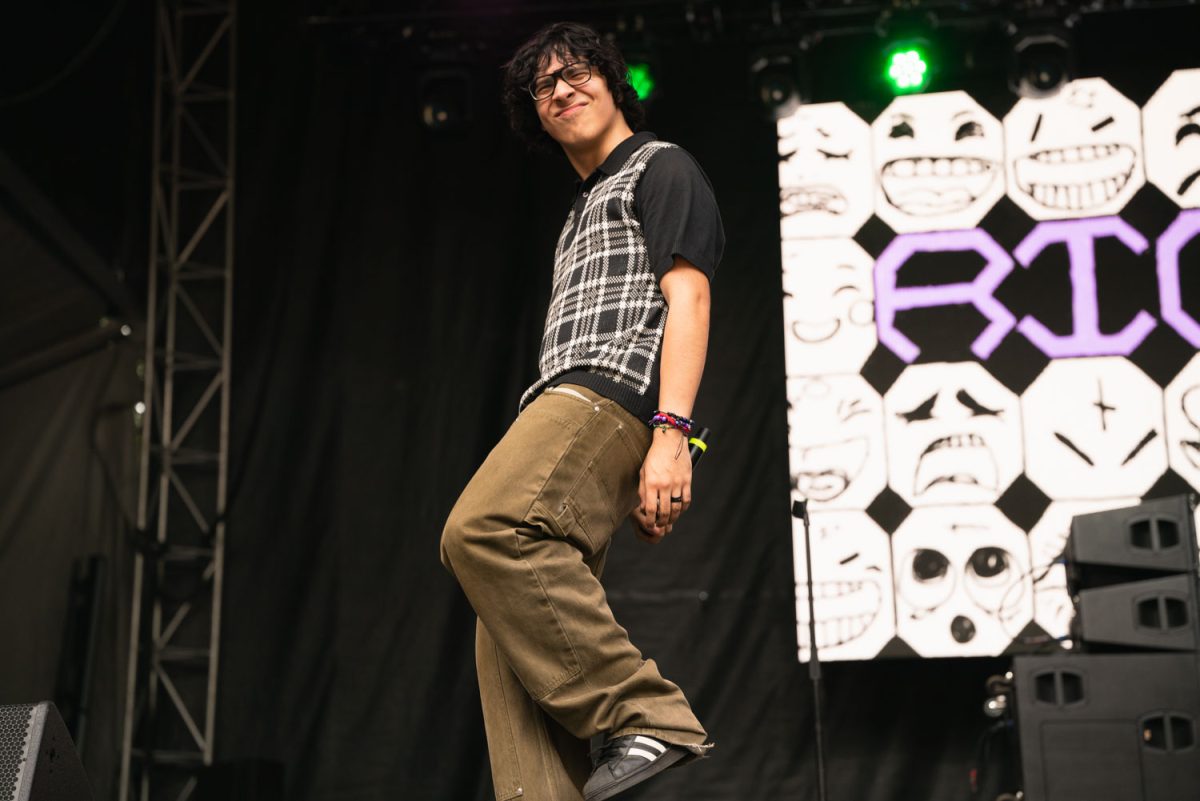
[583,747,691,801]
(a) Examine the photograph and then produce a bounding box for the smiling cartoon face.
[778,102,875,238]
[1143,67,1200,209]
[892,506,1032,657]
[1164,352,1200,491]
[1027,499,1138,639]
[787,375,887,509]
[781,238,877,376]
[1004,78,1145,220]
[883,362,1023,507]
[1023,357,1166,500]
[794,510,895,661]
[870,91,1006,233]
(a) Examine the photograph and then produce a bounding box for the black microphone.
[688,426,711,467]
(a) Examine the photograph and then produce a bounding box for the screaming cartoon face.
[778,102,875,238]
[1143,67,1200,209]
[883,362,1023,507]
[1023,357,1167,500]
[1164,352,1200,491]
[871,91,1006,233]
[793,511,895,662]
[892,506,1033,657]
[1004,78,1145,220]
[781,238,877,375]
[787,375,887,509]
[1027,499,1138,639]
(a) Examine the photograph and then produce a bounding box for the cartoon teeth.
[1013,143,1136,210]
[880,156,999,215]
[914,433,999,496]
[781,185,849,216]
[796,578,882,650]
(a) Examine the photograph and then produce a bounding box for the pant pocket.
[546,418,644,552]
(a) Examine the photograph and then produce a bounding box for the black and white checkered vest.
[520,140,677,416]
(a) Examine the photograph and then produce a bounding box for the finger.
[667,488,683,526]
[639,467,650,517]
[654,488,670,526]
[681,481,692,514]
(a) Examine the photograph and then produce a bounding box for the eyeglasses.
[528,62,592,101]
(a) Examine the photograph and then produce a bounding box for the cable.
[0,0,129,109]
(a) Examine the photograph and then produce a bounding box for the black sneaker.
[582,734,695,801]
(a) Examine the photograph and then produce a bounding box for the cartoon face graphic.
[787,375,887,509]
[1164,352,1200,491]
[870,91,1006,233]
[1027,499,1138,639]
[883,362,1023,507]
[1004,78,1145,220]
[1144,68,1200,208]
[794,511,895,662]
[892,506,1033,657]
[781,238,876,375]
[1023,357,1166,500]
[778,102,874,238]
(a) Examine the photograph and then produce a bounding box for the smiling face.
[1023,357,1167,500]
[892,506,1032,657]
[1164,352,1200,490]
[883,362,1023,507]
[533,52,626,151]
[1143,67,1200,208]
[1004,78,1145,220]
[781,238,877,375]
[793,511,895,661]
[871,91,1006,233]
[787,375,887,508]
[777,102,875,238]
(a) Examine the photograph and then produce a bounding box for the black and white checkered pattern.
[520,141,677,411]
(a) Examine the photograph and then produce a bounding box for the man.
[440,20,724,801]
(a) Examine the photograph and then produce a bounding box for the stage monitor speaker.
[1073,573,1199,652]
[0,702,92,801]
[1067,495,1197,588]
[1013,653,1200,801]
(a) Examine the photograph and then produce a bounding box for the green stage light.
[627,62,656,101]
[885,44,930,94]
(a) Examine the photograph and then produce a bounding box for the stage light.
[749,49,806,122]
[1009,28,1074,98]
[627,61,656,102]
[419,68,472,132]
[884,41,931,94]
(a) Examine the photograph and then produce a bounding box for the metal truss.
[120,2,237,800]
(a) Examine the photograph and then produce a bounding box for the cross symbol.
[1093,379,1116,431]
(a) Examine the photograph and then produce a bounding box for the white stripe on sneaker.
[633,736,667,754]
[627,747,660,761]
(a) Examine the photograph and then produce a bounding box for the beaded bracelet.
[648,410,694,436]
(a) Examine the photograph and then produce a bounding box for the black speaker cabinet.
[0,703,92,801]
[1013,653,1200,801]
[1074,574,1200,652]
[1068,496,1198,586]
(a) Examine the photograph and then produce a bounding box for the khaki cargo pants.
[440,383,709,801]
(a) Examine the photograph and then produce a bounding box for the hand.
[639,427,692,528]
[630,506,671,544]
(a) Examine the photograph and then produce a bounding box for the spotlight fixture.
[749,48,806,122]
[1009,27,1074,99]
[418,68,473,132]
[626,60,657,102]
[883,38,932,94]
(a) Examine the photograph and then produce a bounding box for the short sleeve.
[634,146,725,282]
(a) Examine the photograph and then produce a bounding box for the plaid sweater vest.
[520,140,677,418]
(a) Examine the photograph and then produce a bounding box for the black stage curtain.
[213,9,1011,801]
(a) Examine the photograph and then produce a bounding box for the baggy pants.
[440,384,709,801]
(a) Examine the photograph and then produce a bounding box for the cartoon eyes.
[969,547,1009,580]
[817,148,852,160]
[838,397,870,422]
[896,391,1002,422]
[1091,116,1116,132]
[954,120,984,140]
[912,549,949,581]
[1176,121,1200,145]
[889,120,915,138]
[1053,429,1159,466]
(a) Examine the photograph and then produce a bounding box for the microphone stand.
[792,498,828,801]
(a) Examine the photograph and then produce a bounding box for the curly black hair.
[502,22,645,151]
